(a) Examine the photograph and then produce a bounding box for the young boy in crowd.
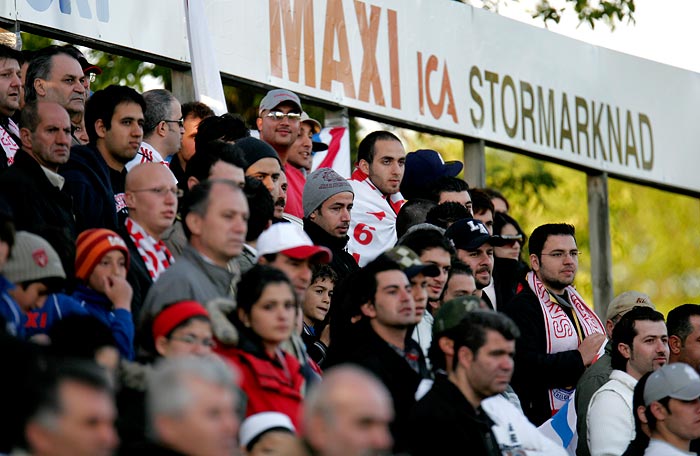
[301,264,338,367]
[72,228,135,360]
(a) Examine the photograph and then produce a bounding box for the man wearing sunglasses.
[256,88,302,166]
[126,89,183,172]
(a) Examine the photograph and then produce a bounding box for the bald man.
[303,365,394,455]
[120,163,178,321]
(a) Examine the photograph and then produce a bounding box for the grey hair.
[146,355,238,437]
[143,89,178,137]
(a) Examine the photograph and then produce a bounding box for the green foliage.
[453,0,636,29]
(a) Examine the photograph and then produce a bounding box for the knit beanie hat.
[303,168,353,217]
[4,231,66,283]
[235,137,281,170]
[75,229,130,281]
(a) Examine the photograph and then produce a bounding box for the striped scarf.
[125,218,174,280]
[0,119,19,166]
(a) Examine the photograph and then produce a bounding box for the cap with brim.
[433,295,483,335]
[644,363,700,406]
[605,290,655,321]
[445,218,506,251]
[301,112,321,134]
[280,245,332,263]
[384,245,440,279]
[152,300,209,341]
[77,55,102,75]
[312,141,329,152]
[257,222,332,264]
[259,89,302,115]
[402,149,463,194]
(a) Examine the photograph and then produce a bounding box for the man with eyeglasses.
[120,162,179,321]
[256,88,303,165]
[501,223,607,426]
[125,89,183,172]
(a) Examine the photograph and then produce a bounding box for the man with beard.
[61,85,145,231]
[302,167,358,282]
[501,223,606,425]
[445,218,502,310]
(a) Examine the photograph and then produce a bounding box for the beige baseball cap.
[605,290,655,322]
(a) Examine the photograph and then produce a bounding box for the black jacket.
[501,284,586,425]
[0,149,77,277]
[303,219,359,283]
[405,375,501,455]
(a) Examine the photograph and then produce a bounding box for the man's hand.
[104,276,133,311]
[578,333,607,366]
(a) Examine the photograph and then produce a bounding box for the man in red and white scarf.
[120,163,178,319]
[501,223,607,426]
[0,44,22,169]
[347,131,406,267]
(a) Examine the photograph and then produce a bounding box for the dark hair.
[24,45,80,105]
[470,188,494,216]
[243,177,274,242]
[528,223,576,258]
[493,212,524,238]
[396,226,455,257]
[47,314,117,360]
[186,140,246,182]
[644,395,671,433]
[426,202,472,229]
[85,85,146,144]
[238,265,295,313]
[312,263,338,286]
[611,306,666,371]
[181,101,215,122]
[483,187,510,212]
[181,179,242,239]
[666,304,700,341]
[194,113,249,151]
[0,44,21,65]
[396,199,437,239]
[428,176,469,203]
[142,89,178,136]
[450,310,520,370]
[357,130,401,164]
[19,100,42,133]
[439,260,474,303]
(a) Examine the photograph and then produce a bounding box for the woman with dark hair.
[491,212,530,306]
[215,264,305,430]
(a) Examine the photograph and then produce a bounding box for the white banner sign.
[2,0,699,194]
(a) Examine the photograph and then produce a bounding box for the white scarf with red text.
[347,168,405,267]
[525,270,605,416]
[0,119,19,166]
[125,218,175,280]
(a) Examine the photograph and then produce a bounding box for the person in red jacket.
[215,264,305,430]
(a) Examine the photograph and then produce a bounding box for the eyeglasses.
[130,187,183,198]
[162,119,184,128]
[541,250,580,259]
[264,111,302,122]
[169,334,216,348]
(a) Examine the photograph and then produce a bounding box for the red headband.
[152,301,209,341]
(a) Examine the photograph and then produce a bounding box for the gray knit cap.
[4,231,66,283]
[303,168,353,218]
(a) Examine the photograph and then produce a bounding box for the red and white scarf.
[125,141,169,172]
[0,119,20,166]
[347,168,405,267]
[525,271,605,416]
[125,218,175,280]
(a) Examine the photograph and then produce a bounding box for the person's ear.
[33,78,47,97]
[154,336,169,356]
[438,336,455,356]
[649,401,667,421]
[187,176,199,191]
[618,342,632,361]
[19,127,32,150]
[358,158,370,175]
[360,302,376,318]
[669,335,683,356]
[530,253,540,272]
[94,118,107,139]
[185,212,202,237]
